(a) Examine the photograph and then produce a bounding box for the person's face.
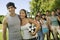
[57,9,60,13]
[20,10,26,19]
[37,13,41,16]
[46,12,50,16]
[7,6,15,14]
[51,11,55,16]
[42,15,45,19]
[35,15,40,20]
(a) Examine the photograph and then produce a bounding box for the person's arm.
[29,18,40,36]
[58,16,60,22]
[2,17,7,40]
[46,17,51,30]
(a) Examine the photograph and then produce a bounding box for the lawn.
[0,32,8,40]
[0,24,2,40]
[0,32,2,40]
[0,24,8,40]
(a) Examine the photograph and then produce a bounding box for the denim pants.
[37,31,44,40]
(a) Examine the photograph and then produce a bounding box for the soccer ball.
[28,25,36,33]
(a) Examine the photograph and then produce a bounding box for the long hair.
[20,9,27,25]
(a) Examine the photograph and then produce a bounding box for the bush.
[0,21,2,24]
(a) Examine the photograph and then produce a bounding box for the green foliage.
[52,0,60,10]
[30,0,41,16]
[0,15,4,24]
[30,0,60,15]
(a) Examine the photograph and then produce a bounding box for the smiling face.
[46,12,50,16]
[35,15,40,21]
[51,11,55,16]
[20,9,27,19]
[7,6,15,14]
[42,15,45,19]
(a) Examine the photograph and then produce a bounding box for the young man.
[2,2,22,40]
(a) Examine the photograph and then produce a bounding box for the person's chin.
[21,17,24,19]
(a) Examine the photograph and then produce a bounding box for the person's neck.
[10,13,16,17]
[21,18,26,21]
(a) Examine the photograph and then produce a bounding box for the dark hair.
[36,11,42,18]
[41,14,46,20]
[46,10,50,12]
[20,9,27,18]
[51,10,55,13]
[35,15,40,19]
[42,14,46,16]
[20,9,27,25]
[57,8,60,10]
[6,2,16,9]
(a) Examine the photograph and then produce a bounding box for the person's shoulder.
[2,16,7,24]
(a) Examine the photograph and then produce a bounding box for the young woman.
[19,9,40,40]
[41,14,50,40]
[49,11,59,40]
[35,13,44,40]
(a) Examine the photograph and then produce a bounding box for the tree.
[30,0,41,16]
[30,0,55,15]
[52,0,60,10]
[0,15,4,24]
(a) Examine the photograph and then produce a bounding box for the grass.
[0,24,2,30]
[0,24,8,40]
[0,24,2,40]
[0,32,2,40]
[0,32,8,40]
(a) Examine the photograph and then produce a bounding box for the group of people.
[35,10,60,40]
[2,2,60,40]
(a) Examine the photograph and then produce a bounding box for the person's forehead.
[8,6,14,8]
[21,11,25,13]
[46,12,49,13]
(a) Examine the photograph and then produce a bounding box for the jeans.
[37,31,44,40]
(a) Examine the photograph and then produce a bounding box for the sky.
[0,0,31,15]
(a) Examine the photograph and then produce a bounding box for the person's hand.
[30,32,36,36]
